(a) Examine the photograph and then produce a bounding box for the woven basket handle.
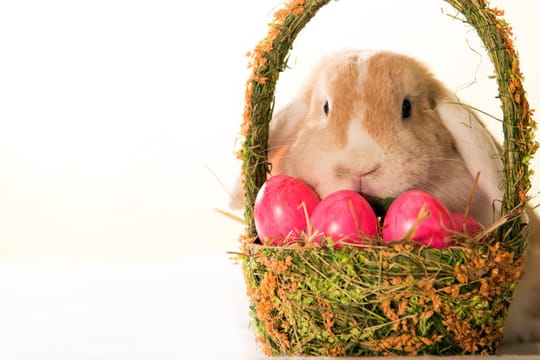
[240,0,535,253]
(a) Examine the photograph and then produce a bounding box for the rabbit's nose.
[353,165,380,179]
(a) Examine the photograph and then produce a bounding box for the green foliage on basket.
[241,242,521,356]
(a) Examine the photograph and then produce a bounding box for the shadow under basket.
[237,0,536,356]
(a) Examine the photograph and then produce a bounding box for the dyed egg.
[382,190,456,249]
[254,175,320,245]
[310,190,378,247]
[452,213,484,237]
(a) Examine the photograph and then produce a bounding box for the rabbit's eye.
[402,98,412,119]
[323,100,329,116]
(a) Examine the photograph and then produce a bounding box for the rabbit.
[265,49,503,226]
[231,49,540,344]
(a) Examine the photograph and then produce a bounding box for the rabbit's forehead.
[353,53,425,144]
[320,50,374,90]
[320,50,424,98]
[317,50,429,148]
[320,50,390,146]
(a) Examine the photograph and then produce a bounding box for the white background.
[0,1,539,359]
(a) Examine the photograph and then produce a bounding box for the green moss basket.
[237,0,536,356]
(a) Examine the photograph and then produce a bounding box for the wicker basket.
[237,0,536,356]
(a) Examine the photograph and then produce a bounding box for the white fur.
[343,115,385,194]
[437,100,504,219]
[355,50,375,90]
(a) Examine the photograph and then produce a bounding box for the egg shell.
[382,190,456,249]
[452,212,484,237]
[310,190,378,247]
[254,175,320,245]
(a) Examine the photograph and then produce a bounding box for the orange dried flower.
[256,76,268,85]
[293,7,304,16]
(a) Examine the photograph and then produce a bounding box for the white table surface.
[1,255,538,360]
[0,255,261,359]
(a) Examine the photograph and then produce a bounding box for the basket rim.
[240,0,536,254]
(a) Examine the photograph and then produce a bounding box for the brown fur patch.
[327,54,361,147]
[361,53,407,142]
[358,52,455,151]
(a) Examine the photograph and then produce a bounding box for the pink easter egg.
[310,190,378,247]
[382,190,456,249]
[452,213,484,237]
[254,175,320,245]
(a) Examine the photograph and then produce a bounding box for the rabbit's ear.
[268,99,309,158]
[436,99,504,210]
[228,99,309,210]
